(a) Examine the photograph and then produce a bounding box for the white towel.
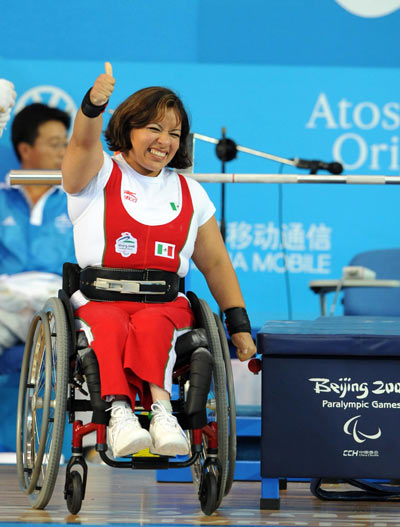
[0,272,62,353]
[0,79,16,137]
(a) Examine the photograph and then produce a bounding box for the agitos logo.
[335,0,400,18]
[343,415,382,443]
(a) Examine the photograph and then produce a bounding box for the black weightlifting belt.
[79,266,180,303]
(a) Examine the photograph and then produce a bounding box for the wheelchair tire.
[17,311,52,495]
[190,298,229,509]
[66,470,84,515]
[200,471,218,516]
[213,313,237,497]
[16,297,70,509]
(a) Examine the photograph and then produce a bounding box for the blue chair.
[343,248,400,316]
[0,344,73,460]
[0,343,24,453]
[309,248,400,316]
[0,343,25,375]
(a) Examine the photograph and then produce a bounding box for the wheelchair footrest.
[131,457,170,470]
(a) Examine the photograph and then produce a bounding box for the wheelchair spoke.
[25,411,35,469]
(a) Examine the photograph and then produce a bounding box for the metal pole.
[193,133,295,167]
[8,171,400,186]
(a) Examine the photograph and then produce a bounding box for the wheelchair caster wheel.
[200,471,218,515]
[66,471,83,515]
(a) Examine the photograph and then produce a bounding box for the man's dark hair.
[11,103,71,161]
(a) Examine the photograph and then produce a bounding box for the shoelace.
[151,403,178,427]
[109,405,140,426]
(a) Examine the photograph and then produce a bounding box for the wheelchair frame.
[16,286,236,516]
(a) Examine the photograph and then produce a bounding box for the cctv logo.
[14,86,77,124]
[343,415,382,444]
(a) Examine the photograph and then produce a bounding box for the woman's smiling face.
[124,108,181,177]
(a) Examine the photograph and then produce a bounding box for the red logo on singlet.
[123,190,138,203]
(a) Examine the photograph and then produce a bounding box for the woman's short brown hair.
[105,86,191,169]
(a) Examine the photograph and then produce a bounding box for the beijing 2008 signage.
[261,356,400,479]
[308,376,400,460]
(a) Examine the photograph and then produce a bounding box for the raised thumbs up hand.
[90,62,115,106]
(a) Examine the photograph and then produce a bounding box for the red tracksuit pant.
[75,296,194,409]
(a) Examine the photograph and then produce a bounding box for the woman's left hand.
[231,332,257,362]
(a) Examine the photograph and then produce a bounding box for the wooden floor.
[1,463,399,526]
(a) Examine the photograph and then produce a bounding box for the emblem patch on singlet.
[155,241,175,259]
[123,190,138,203]
[115,232,138,257]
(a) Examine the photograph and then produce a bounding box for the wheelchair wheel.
[199,471,218,516]
[65,470,83,515]
[213,313,236,496]
[189,297,234,511]
[16,297,70,509]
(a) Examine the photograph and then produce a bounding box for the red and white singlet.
[65,152,215,407]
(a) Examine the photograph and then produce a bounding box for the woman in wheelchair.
[61,62,256,460]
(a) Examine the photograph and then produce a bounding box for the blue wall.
[2,0,400,67]
[1,0,400,326]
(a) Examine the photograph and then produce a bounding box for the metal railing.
[7,170,400,186]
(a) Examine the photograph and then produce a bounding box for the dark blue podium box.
[257,316,400,508]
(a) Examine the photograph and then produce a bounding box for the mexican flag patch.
[155,241,175,259]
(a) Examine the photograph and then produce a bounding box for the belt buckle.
[93,278,166,294]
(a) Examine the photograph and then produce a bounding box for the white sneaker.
[108,401,152,458]
[149,401,190,457]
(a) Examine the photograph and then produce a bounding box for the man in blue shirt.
[0,103,76,353]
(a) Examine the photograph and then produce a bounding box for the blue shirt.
[0,185,76,275]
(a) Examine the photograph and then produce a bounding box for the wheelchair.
[16,263,236,516]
